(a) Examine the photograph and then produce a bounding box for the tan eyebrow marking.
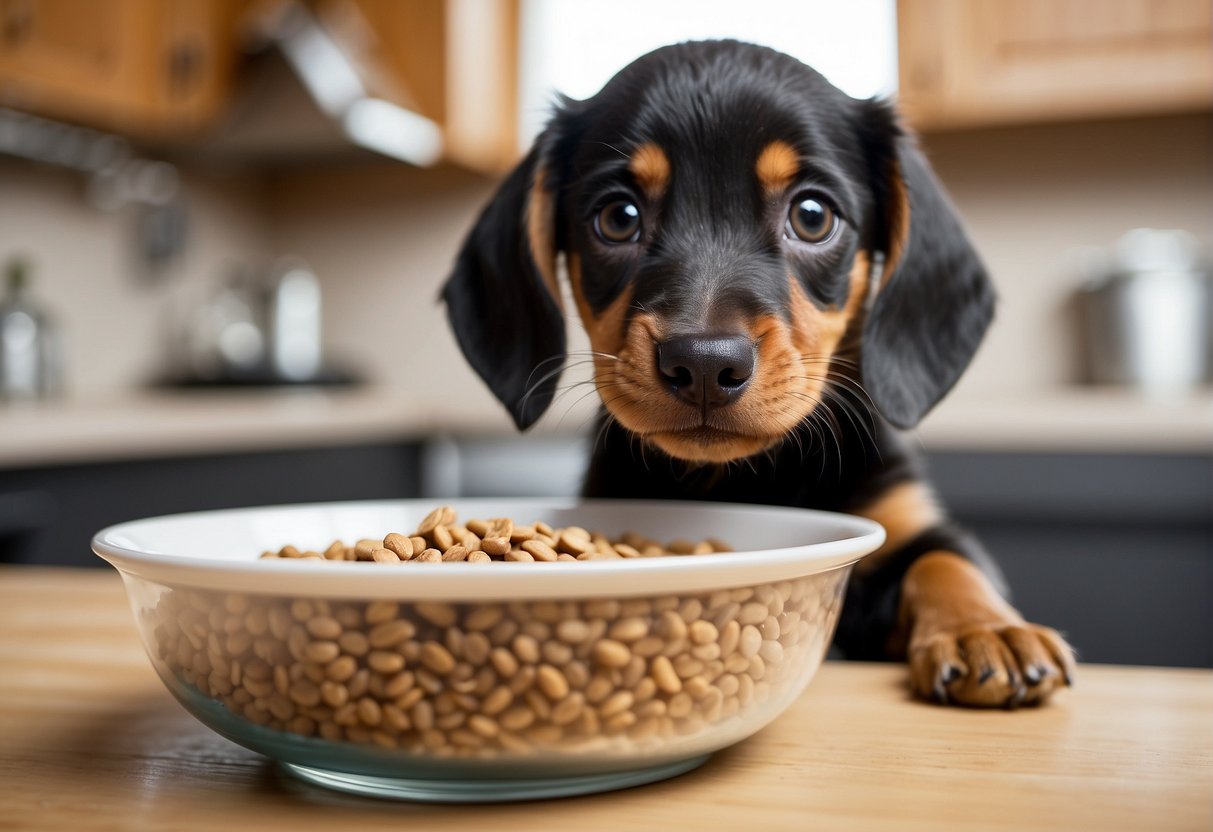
[756,140,800,194]
[629,143,671,200]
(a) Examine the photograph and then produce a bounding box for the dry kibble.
[383,533,414,559]
[420,642,457,675]
[369,620,414,649]
[739,625,763,658]
[441,545,469,563]
[416,507,448,535]
[520,540,558,562]
[555,619,590,644]
[512,634,541,664]
[365,600,398,625]
[354,539,380,560]
[593,639,631,669]
[432,525,455,551]
[259,509,730,569]
[557,531,594,556]
[650,655,682,694]
[608,617,649,642]
[481,537,511,556]
[161,507,836,760]
[305,616,342,640]
[689,620,719,645]
[371,548,400,564]
[368,650,405,674]
[304,640,340,664]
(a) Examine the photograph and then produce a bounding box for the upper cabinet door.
[0,0,240,136]
[898,0,1213,130]
[317,0,521,172]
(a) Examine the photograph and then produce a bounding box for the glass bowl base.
[281,754,712,802]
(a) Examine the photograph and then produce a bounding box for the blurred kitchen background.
[0,0,1210,666]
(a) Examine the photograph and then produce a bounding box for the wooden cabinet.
[0,0,520,169]
[312,0,521,172]
[0,0,242,136]
[898,0,1213,130]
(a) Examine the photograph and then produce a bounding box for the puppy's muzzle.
[656,334,757,413]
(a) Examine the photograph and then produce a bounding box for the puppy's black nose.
[657,335,756,411]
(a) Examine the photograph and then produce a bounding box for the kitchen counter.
[0,386,1209,469]
[1,566,1209,831]
[0,388,461,468]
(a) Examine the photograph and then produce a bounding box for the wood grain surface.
[0,566,1209,831]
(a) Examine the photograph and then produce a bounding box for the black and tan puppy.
[443,40,1074,707]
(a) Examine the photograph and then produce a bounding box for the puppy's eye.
[786,197,837,244]
[595,200,641,244]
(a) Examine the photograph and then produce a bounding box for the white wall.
[518,0,898,144]
[0,160,271,398]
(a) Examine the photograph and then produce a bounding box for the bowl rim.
[92,498,885,600]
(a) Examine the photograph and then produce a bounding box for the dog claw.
[977,666,994,685]
[943,664,962,684]
[1025,665,1043,685]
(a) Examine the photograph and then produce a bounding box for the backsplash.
[0,160,272,398]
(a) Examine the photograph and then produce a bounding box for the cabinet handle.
[167,40,204,97]
[2,0,32,47]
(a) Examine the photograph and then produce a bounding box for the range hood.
[187,1,444,167]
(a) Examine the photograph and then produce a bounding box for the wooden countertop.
[1,567,1209,831]
[0,386,1209,469]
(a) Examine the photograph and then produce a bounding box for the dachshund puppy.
[443,40,1074,707]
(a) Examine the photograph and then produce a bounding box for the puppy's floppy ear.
[859,100,996,429]
[442,132,566,430]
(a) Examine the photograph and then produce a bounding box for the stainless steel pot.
[1078,229,1211,396]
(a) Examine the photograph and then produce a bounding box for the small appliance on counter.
[0,257,63,402]
[1075,228,1212,398]
[161,257,358,388]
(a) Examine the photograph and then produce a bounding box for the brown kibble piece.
[520,540,558,562]
[593,639,632,669]
[371,548,401,564]
[420,641,457,675]
[416,507,449,535]
[383,533,414,559]
[441,545,469,562]
[481,536,511,556]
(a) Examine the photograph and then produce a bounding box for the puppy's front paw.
[909,622,1075,708]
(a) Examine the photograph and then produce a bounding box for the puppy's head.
[444,40,993,463]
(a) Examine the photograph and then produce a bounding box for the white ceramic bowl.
[94,498,883,802]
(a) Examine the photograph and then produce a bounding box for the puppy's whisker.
[518,352,624,416]
[518,359,603,414]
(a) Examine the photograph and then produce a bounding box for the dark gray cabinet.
[927,451,1212,669]
[0,442,422,568]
